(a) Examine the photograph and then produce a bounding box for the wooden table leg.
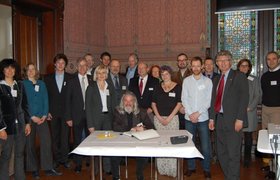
[177,158,183,180]
[99,156,103,180]
[91,156,95,180]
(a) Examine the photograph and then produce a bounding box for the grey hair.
[117,91,140,115]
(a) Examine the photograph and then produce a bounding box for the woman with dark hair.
[23,63,61,179]
[0,58,31,180]
[149,65,161,82]
[237,58,262,167]
[151,65,182,177]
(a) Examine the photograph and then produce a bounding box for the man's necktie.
[114,75,120,90]
[207,74,211,79]
[81,77,86,109]
[139,78,143,95]
[214,74,225,113]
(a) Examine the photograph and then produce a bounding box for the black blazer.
[85,81,117,130]
[106,74,128,105]
[209,69,249,129]
[0,82,30,135]
[125,65,138,79]
[113,108,154,132]
[129,75,158,109]
[44,72,73,118]
[65,74,93,125]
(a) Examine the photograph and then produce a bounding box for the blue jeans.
[185,120,211,172]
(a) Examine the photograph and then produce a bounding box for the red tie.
[214,74,225,113]
[139,78,143,95]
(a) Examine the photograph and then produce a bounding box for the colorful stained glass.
[218,12,258,75]
[274,10,280,55]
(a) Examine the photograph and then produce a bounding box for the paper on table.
[122,129,160,140]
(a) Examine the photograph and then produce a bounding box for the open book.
[122,129,160,140]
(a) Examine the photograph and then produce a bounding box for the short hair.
[76,57,87,65]
[237,58,252,76]
[128,53,139,63]
[191,56,203,65]
[84,53,93,58]
[0,58,20,80]
[53,53,68,66]
[100,51,111,60]
[177,53,188,60]
[117,91,140,115]
[93,64,108,81]
[23,63,40,80]
[215,50,233,61]
[160,65,173,75]
[266,51,280,60]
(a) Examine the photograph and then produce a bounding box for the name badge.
[11,89,17,97]
[271,81,277,86]
[64,81,67,86]
[148,87,154,91]
[247,76,254,81]
[169,92,176,97]
[35,85,40,92]
[198,85,205,90]
[122,86,126,90]
[106,89,110,96]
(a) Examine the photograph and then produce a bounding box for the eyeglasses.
[216,59,230,63]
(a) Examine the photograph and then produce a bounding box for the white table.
[257,130,280,179]
[72,130,203,180]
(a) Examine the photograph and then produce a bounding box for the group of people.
[0,49,279,180]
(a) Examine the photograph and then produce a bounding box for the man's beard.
[124,106,133,114]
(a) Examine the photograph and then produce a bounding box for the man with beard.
[181,56,212,179]
[111,91,154,180]
[172,53,192,130]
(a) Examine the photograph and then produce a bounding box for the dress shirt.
[55,72,64,93]
[181,74,213,122]
[139,75,148,95]
[78,74,89,90]
[97,81,109,112]
[269,64,280,72]
[126,66,137,84]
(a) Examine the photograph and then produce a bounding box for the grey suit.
[209,69,249,180]
[107,73,128,105]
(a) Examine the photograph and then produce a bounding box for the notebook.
[122,129,160,140]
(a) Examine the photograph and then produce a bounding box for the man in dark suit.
[172,53,192,130]
[125,53,139,85]
[44,53,73,169]
[209,50,249,180]
[203,57,219,80]
[107,59,128,105]
[111,91,155,180]
[65,57,92,173]
[128,62,158,116]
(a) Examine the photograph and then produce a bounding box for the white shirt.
[181,74,213,122]
[97,81,109,112]
[138,75,148,95]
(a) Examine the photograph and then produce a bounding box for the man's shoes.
[32,171,40,179]
[75,165,82,173]
[45,169,63,176]
[185,169,196,177]
[105,171,112,175]
[137,175,144,180]
[112,177,120,180]
[204,171,211,179]
[261,165,270,172]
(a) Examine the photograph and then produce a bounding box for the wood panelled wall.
[64,0,209,73]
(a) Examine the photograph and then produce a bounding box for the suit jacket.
[125,66,138,79]
[172,69,192,86]
[243,75,262,132]
[113,108,155,132]
[44,72,72,118]
[203,72,219,81]
[0,81,31,135]
[107,73,128,105]
[85,81,117,130]
[209,69,249,129]
[65,74,93,126]
[129,75,158,109]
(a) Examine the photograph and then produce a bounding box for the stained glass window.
[218,12,258,75]
[274,10,280,55]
